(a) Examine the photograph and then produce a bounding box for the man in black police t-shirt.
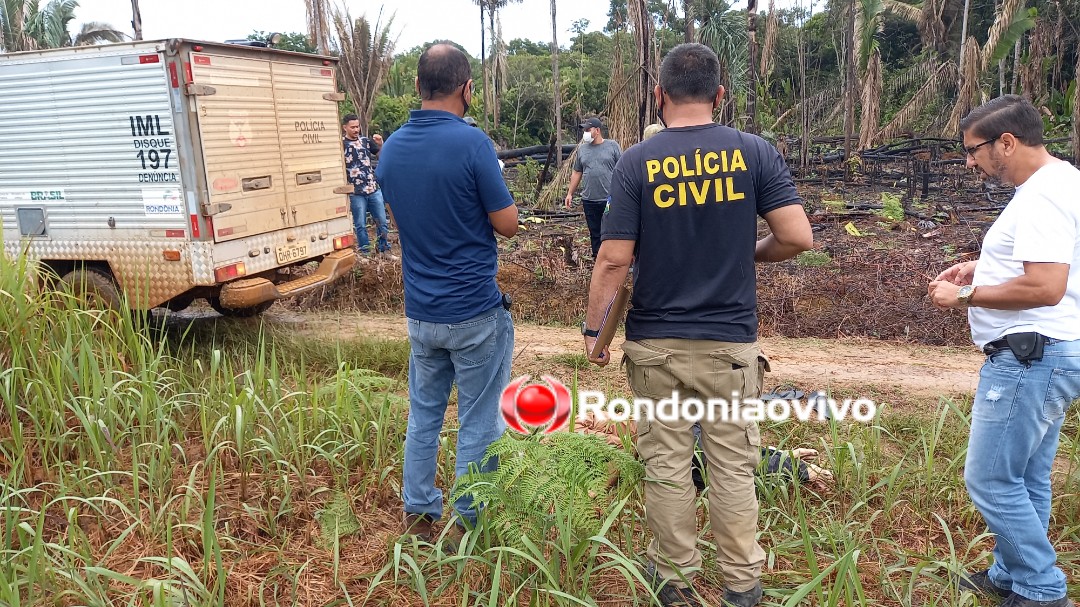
[581,43,813,607]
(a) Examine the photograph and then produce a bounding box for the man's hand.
[935,260,977,285]
[584,336,610,366]
[564,193,574,209]
[372,134,384,145]
[928,280,962,310]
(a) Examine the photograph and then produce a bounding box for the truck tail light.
[333,234,355,250]
[214,262,247,282]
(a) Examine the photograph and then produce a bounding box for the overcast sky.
[73,0,619,58]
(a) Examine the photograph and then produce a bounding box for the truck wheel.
[60,268,123,311]
[208,297,274,318]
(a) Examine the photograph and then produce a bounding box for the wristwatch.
[956,284,977,306]
[581,322,600,338]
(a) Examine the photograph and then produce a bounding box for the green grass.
[1,254,1078,606]
[796,250,833,267]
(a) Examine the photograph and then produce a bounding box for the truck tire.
[208,297,274,318]
[60,268,123,311]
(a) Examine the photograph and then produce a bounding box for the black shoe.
[722,583,763,607]
[1000,594,1074,607]
[958,569,1012,599]
[645,562,701,607]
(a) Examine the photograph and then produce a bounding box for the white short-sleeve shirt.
[969,160,1080,348]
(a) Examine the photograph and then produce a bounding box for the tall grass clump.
[2,252,1079,606]
[0,256,409,604]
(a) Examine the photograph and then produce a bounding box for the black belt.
[982,338,1010,355]
[982,332,1049,362]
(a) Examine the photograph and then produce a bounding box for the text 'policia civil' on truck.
[0,38,358,317]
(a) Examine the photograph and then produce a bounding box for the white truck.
[0,39,357,316]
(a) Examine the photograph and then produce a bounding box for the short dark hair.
[342,113,359,125]
[417,43,472,100]
[959,94,1044,146]
[659,43,721,104]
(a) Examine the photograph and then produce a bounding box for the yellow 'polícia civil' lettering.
[725,176,745,201]
[687,180,710,204]
[651,177,745,207]
[729,148,746,172]
[702,152,720,174]
[662,157,680,178]
[654,184,675,207]
[646,159,661,182]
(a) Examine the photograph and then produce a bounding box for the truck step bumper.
[218,249,356,309]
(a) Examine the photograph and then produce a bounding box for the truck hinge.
[185,83,217,96]
[201,202,233,216]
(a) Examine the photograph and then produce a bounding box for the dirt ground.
[262,308,983,400]
[272,158,998,401]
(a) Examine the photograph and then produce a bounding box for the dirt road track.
[265,310,983,400]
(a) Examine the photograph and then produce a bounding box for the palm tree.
[69,20,123,46]
[1,0,123,53]
[331,7,397,131]
[481,0,522,130]
[551,0,561,145]
[305,0,329,54]
[471,0,488,130]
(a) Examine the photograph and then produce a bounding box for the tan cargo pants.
[622,338,768,593]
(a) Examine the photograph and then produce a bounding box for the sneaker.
[722,583,763,607]
[958,569,1012,599]
[645,562,701,607]
[403,513,434,543]
[1000,594,1074,607]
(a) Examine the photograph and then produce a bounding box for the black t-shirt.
[601,123,801,342]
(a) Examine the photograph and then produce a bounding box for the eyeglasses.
[964,136,999,157]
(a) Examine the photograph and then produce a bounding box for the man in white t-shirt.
[929,95,1080,607]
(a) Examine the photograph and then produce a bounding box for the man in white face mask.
[564,117,622,259]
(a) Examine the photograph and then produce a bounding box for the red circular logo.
[500,375,572,434]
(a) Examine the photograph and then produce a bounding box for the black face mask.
[461,82,472,116]
[657,89,666,127]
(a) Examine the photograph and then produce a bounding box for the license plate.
[275,242,309,264]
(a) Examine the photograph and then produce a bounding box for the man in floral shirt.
[342,114,391,255]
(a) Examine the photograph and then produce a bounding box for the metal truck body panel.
[0,39,355,310]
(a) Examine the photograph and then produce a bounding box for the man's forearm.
[585,258,630,330]
[754,234,809,262]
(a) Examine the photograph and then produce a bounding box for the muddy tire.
[208,297,274,318]
[60,268,123,311]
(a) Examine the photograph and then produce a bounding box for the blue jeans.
[349,190,389,253]
[965,338,1080,601]
[403,306,513,525]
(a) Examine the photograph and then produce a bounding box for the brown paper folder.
[591,285,631,359]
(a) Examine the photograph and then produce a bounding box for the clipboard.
[591,285,631,359]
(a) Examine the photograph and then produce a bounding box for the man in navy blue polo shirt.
[376,42,519,543]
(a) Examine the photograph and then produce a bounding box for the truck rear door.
[190,50,348,244]
[190,52,288,242]
[270,61,349,226]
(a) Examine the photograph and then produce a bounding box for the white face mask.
[582,130,594,144]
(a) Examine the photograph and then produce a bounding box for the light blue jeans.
[965,338,1080,601]
[403,306,513,525]
[349,190,389,253]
